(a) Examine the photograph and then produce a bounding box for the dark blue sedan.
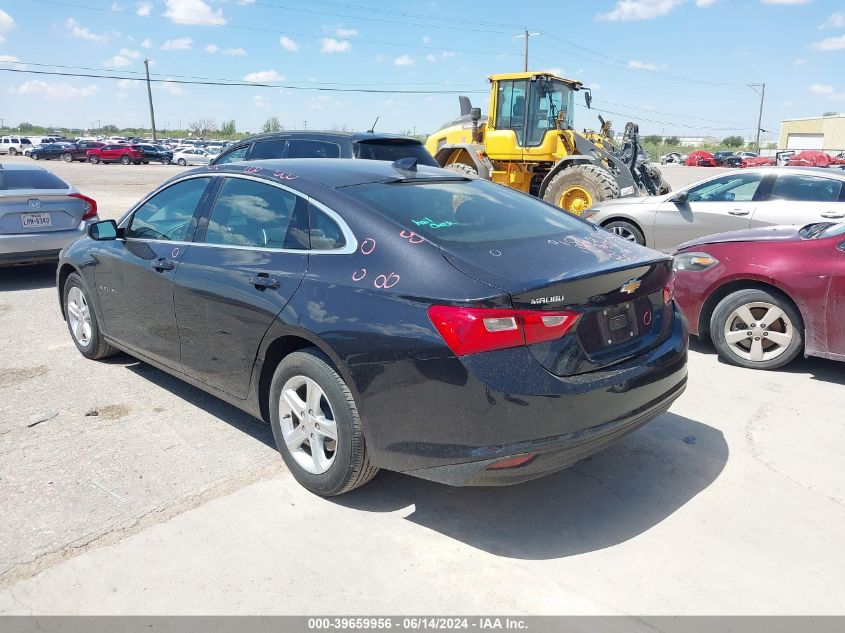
[57,159,687,496]
[30,143,72,161]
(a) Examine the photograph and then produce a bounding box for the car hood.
[675,225,802,252]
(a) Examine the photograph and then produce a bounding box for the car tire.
[163,158,172,165]
[120,155,131,165]
[177,158,187,166]
[444,163,479,178]
[89,155,99,164]
[269,348,378,496]
[710,288,804,370]
[63,273,119,361]
[32,153,39,160]
[603,220,645,245]
[62,153,73,162]
[543,164,620,217]
[8,147,17,156]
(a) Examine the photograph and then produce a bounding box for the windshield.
[342,179,593,245]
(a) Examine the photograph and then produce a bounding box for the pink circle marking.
[352,268,367,281]
[643,309,653,326]
[400,230,424,244]
[171,247,180,258]
[374,273,400,289]
[360,238,376,255]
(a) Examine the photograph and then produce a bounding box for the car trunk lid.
[0,193,85,234]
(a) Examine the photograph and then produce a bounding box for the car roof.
[0,161,54,172]
[225,130,424,147]
[187,158,466,189]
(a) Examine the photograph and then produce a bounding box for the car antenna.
[367,116,379,133]
[391,157,417,172]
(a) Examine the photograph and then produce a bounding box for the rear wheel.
[603,220,645,245]
[120,155,131,165]
[8,147,17,156]
[163,158,172,165]
[89,155,99,164]
[63,273,119,360]
[710,289,804,370]
[647,164,672,195]
[32,153,39,160]
[62,152,73,162]
[177,158,187,166]
[444,162,478,178]
[269,348,377,496]
[543,164,619,216]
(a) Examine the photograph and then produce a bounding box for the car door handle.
[150,257,176,271]
[728,209,750,216]
[249,274,280,290]
[821,211,844,219]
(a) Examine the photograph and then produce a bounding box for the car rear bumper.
[0,222,93,265]
[352,304,689,484]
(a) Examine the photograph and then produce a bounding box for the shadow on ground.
[0,263,58,292]
[334,412,727,560]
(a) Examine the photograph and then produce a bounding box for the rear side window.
[771,174,843,203]
[127,177,210,241]
[0,169,69,190]
[215,145,248,164]
[250,140,286,160]
[286,139,341,159]
[354,141,437,166]
[308,205,346,250]
[342,179,590,245]
[202,177,307,249]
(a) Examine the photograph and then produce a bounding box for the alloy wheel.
[278,375,338,474]
[723,301,794,363]
[610,226,637,242]
[66,287,93,347]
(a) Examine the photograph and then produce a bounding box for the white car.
[172,148,213,166]
[0,136,34,156]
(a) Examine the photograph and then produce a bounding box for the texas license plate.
[21,213,51,227]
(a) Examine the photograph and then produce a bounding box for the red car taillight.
[663,273,675,304]
[428,305,579,356]
[69,193,98,221]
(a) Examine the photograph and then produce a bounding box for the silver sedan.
[0,163,100,266]
[584,167,845,253]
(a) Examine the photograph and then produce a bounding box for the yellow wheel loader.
[424,72,670,215]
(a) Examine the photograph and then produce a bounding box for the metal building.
[779,115,845,150]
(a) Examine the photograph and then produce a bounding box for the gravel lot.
[0,157,843,614]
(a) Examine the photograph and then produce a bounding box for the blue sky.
[0,0,843,140]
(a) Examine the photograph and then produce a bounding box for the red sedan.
[86,144,144,165]
[685,150,718,167]
[673,223,845,369]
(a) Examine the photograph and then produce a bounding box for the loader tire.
[444,163,479,178]
[543,164,619,216]
[647,164,672,195]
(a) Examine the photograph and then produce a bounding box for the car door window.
[202,177,307,249]
[771,174,843,202]
[249,139,286,160]
[308,205,346,250]
[686,173,763,202]
[127,177,211,241]
[286,139,341,159]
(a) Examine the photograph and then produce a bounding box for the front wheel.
[710,289,804,370]
[62,153,73,162]
[88,155,99,164]
[32,153,39,160]
[177,158,187,166]
[163,158,172,165]
[603,220,645,245]
[543,164,620,216]
[269,349,378,496]
[63,273,119,360]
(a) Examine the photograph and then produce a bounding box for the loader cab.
[490,73,577,148]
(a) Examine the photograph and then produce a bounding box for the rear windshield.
[354,140,438,166]
[342,179,591,245]
[0,169,69,190]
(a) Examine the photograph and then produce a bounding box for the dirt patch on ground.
[0,365,48,387]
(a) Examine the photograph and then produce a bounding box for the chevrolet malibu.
[57,159,688,496]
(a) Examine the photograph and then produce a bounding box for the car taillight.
[663,273,675,304]
[428,305,579,356]
[69,193,98,221]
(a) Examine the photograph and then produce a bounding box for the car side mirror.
[88,219,118,241]
[670,191,688,204]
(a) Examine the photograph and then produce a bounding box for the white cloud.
[244,69,284,82]
[141,37,152,48]
[253,94,269,107]
[65,18,108,43]
[821,12,845,28]
[441,50,456,58]
[223,47,245,56]
[334,27,359,38]
[628,59,666,71]
[155,79,187,95]
[320,38,350,53]
[0,54,24,70]
[597,0,683,21]
[104,55,132,67]
[813,34,845,50]
[136,2,152,16]
[116,79,134,89]
[205,44,219,53]
[163,0,226,26]
[761,0,810,4]
[237,0,256,4]
[394,54,414,66]
[161,37,193,50]
[695,0,717,6]
[119,47,141,59]
[0,9,14,44]
[425,53,437,62]
[279,36,298,52]
[9,80,99,101]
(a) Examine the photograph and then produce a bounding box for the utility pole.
[303,120,308,130]
[749,82,766,154]
[144,59,158,142]
[513,28,540,72]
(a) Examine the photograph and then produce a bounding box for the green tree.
[722,135,744,148]
[823,111,839,116]
[665,136,680,146]
[261,116,283,133]
[220,119,237,136]
[643,134,663,145]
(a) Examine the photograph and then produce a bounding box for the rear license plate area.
[21,213,51,228]
[597,303,639,347]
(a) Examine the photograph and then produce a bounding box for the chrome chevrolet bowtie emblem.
[28,199,41,209]
[620,279,641,294]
